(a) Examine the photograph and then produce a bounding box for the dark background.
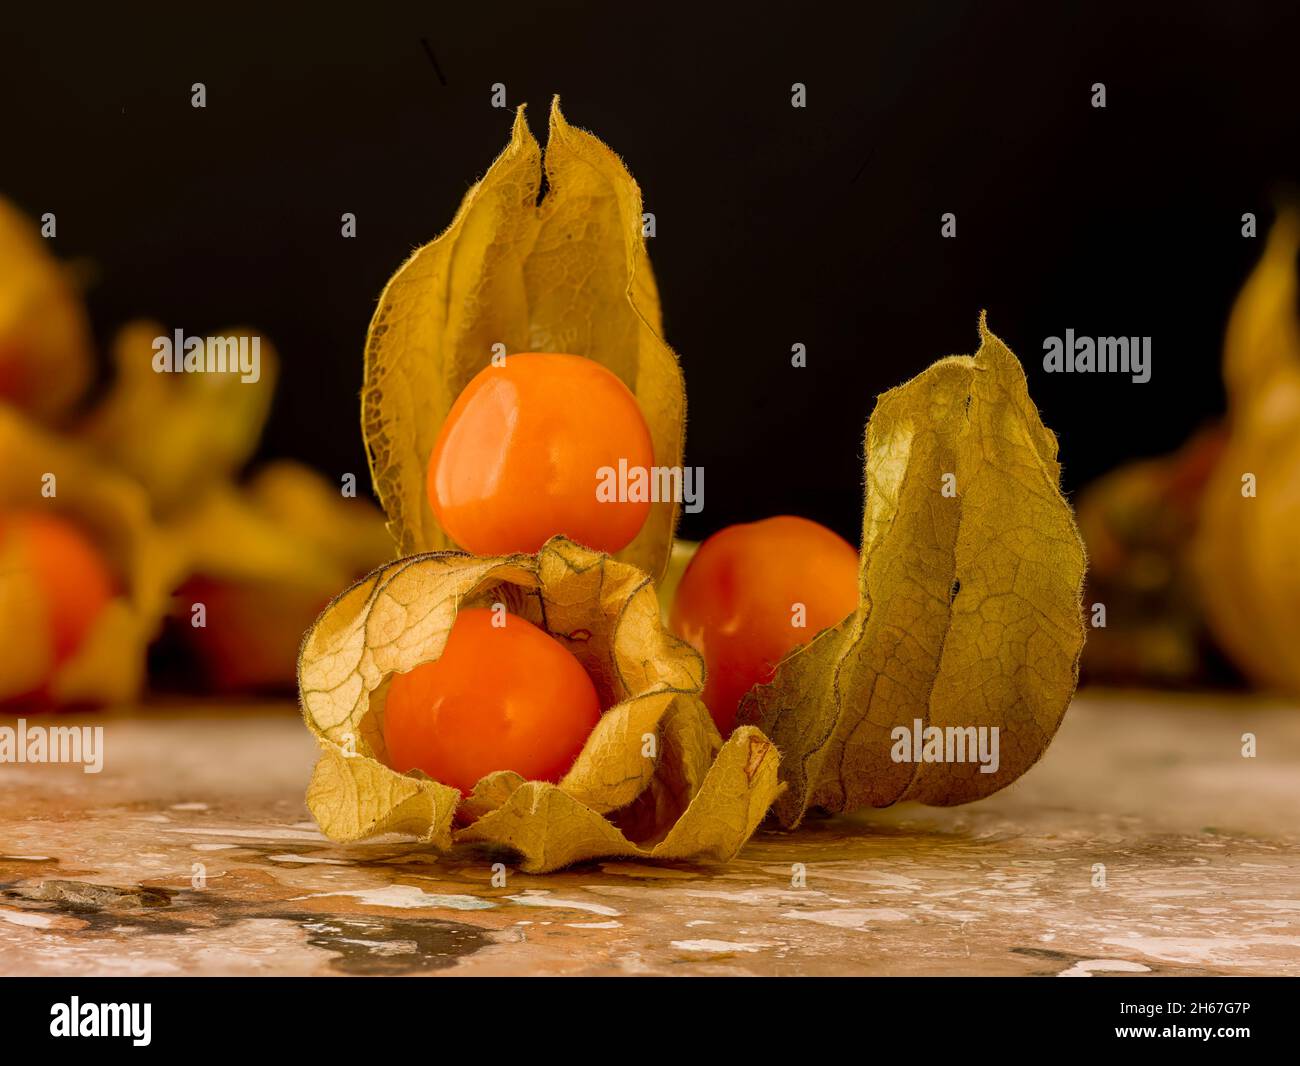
[5,2,1299,544]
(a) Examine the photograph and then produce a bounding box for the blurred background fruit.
[1193,209,1300,695]
[0,511,115,704]
[1078,209,1300,696]
[157,462,392,695]
[0,198,393,706]
[1076,426,1234,687]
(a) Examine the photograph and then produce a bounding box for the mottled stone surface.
[1,691,1297,976]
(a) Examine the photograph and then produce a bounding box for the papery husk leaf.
[300,553,538,746]
[297,537,781,871]
[461,770,528,822]
[361,99,684,580]
[458,726,780,873]
[607,688,718,843]
[1193,209,1300,693]
[738,315,1086,826]
[0,407,176,704]
[556,690,688,814]
[0,198,93,422]
[79,321,278,515]
[306,743,459,849]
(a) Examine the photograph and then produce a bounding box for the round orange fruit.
[670,516,859,734]
[382,607,602,794]
[427,353,654,556]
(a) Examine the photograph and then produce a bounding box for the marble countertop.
[1,690,1297,976]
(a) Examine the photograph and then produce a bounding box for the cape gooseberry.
[670,516,859,735]
[382,608,602,795]
[427,353,654,556]
[0,511,115,701]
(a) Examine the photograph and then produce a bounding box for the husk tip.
[510,102,530,138]
[548,94,570,137]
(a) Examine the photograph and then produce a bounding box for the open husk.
[738,315,1087,826]
[361,99,684,582]
[299,537,781,873]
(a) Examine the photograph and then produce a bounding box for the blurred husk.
[1079,209,1300,694]
[0,198,93,424]
[1192,208,1300,693]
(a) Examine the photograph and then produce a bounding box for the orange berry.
[428,353,654,556]
[382,607,601,795]
[670,516,859,735]
[0,511,115,701]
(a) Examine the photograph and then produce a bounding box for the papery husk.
[0,406,176,704]
[79,320,279,515]
[361,99,684,582]
[1193,209,1300,693]
[298,537,781,873]
[738,315,1087,827]
[0,198,93,423]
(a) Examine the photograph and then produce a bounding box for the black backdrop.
[5,2,1299,543]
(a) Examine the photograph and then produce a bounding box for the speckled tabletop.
[1,690,1297,977]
